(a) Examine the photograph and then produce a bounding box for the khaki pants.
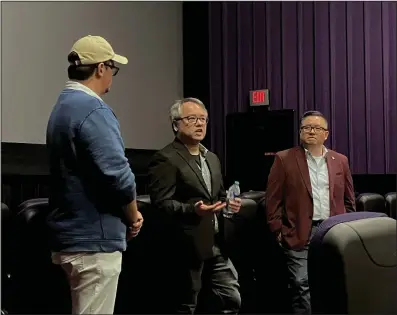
[52,251,122,314]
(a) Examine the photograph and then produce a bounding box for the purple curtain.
[208,1,397,174]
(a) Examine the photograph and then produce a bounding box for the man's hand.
[194,200,226,216]
[228,197,242,213]
[127,211,143,241]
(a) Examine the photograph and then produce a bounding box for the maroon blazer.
[266,146,356,250]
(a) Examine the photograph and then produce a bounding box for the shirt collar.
[199,144,208,157]
[183,143,208,158]
[65,80,102,101]
[304,146,328,158]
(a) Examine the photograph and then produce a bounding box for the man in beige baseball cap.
[46,35,143,314]
[67,35,128,96]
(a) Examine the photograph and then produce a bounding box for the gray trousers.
[177,246,241,315]
[282,224,319,314]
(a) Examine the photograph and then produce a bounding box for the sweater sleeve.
[78,107,136,206]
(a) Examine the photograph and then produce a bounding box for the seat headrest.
[136,195,151,204]
[18,198,49,211]
[356,192,384,199]
[385,192,396,202]
[240,191,266,202]
[311,212,387,248]
[17,198,50,224]
[356,193,385,212]
[1,203,9,212]
[334,217,396,266]
[1,202,13,224]
[236,198,258,220]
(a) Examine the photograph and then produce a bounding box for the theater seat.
[224,198,258,253]
[240,190,266,203]
[309,212,396,314]
[116,194,174,313]
[255,197,290,314]
[17,198,51,222]
[2,203,14,314]
[356,193,386,214]
[385,192,396,219]
[12,198,70,314]
[2,202,9,212]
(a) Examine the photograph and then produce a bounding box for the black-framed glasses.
[104,62,119,76]
[177,116,209,125]
[300,125,327,133]
[78,61,119,76]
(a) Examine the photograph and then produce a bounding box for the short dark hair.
[300,110,328,128]
[67,52,97,81]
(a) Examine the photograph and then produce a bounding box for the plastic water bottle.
[223,181,240,218]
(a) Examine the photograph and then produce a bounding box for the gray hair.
[169,97,207,122]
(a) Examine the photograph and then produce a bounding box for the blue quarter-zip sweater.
[46,85,136,253]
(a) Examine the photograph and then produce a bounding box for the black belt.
[312,220,324,226]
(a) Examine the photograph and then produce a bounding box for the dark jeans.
[282,224,319,314]
[177,246,241,315]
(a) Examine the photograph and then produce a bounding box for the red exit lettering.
[252,91,265,104]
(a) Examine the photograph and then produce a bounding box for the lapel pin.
[332,156,335,160]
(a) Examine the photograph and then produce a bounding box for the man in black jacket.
[148,98,242,314]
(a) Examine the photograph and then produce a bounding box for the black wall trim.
[1,142,156,177]
[2,142,50,176]
[1,142,396,210]
[1,142,157,210]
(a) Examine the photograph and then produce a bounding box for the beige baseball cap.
[70,35,128,65]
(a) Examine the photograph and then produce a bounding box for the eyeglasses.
[104,62,119,76]
[300,125,327,133]
[177,116,209,125]
[79,62,119,76]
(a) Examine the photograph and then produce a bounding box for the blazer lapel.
[326,152,336,203]
[172,139,211,199]
[295,147,313,198]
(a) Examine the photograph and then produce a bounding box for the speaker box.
[225,109,296,192]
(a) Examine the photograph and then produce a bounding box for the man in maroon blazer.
[266,110,356,314]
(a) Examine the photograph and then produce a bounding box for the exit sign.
[250,89,269,106]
